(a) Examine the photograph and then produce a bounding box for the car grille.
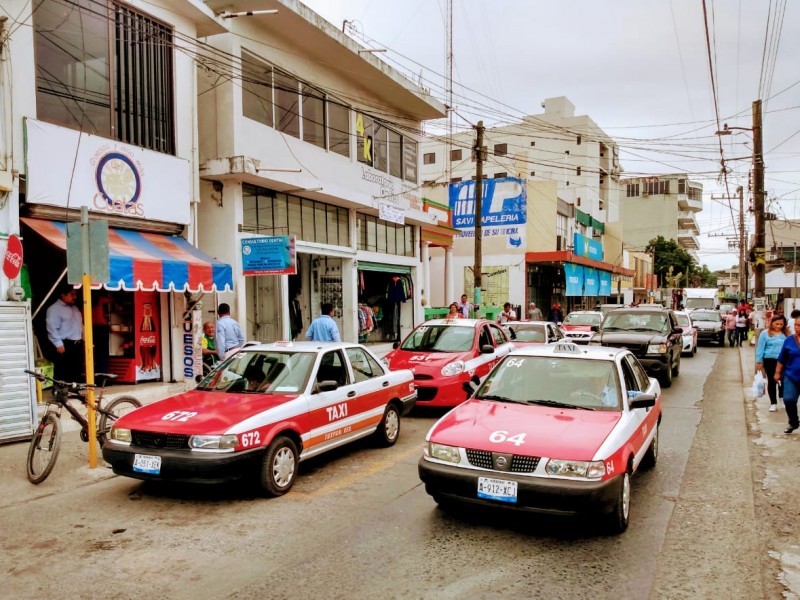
[414,374,434,381]
[465,449,541,473]
[602,342,646,355]
[416,387,437,401]
[566,332,590,338]
[132,431,190,450]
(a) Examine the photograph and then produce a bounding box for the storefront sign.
[379,201,405,224]
[584,267,599,296]
[25,119,191,224]
[599,271,612,296]
[3,234,22,279]
[182,301,202,380]
[564,263,585,297]
[241,236,297,275]
[573,232,604,261]
[450,178,527,248]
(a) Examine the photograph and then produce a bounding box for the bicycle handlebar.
[24,369,118,390]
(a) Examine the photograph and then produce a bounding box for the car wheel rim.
[273,447,295,487]
[653,429,658,459]
[622,473,630,520]
[385,410,399,440]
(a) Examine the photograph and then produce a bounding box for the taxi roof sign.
[552,341,581,354]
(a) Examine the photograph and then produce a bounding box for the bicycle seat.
[95,373,118,380]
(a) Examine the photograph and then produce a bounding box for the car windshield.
[196,350,315,394]
[475,356,621,410]
[691,312,719,322]
[564,313,601,326]
[676,314,691,327]
[506,324,545,343]
[603,312,669,332]
[401,325,474,352]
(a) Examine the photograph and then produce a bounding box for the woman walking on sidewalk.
[735,309,749,347]
[756,314,786,412]
[774,316,800,433]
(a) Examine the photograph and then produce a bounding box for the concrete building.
[420,97,633,314]
[619,174,704,260]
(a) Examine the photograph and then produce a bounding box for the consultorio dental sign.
[24,118,191,224]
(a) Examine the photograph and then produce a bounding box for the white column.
[444,247,454,306]
[421,241,431,308]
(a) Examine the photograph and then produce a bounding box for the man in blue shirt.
[215,303,246,360]
[306,303,341,342]
[45,283,84,383]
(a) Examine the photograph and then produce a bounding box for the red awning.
[525,250,635,277]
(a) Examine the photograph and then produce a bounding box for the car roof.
[565,311,603,317]
[505,320,549,326]
[506,341,628,362]
[423,318,487,327]
[246,341,360,353]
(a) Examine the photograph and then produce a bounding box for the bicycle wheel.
[98,395,142,445]
[27,413,62,484]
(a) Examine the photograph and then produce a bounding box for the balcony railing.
[677,229,699,249]
[677,194,703,212]
[677,211,700,234]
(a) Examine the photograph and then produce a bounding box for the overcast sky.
[302,0,800,272]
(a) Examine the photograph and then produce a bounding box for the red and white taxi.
[382,318,514,408]
[559,310,604,344]
[418,341,661,533]
[103,342,416,496]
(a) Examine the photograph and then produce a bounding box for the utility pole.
[738,185,745,299]
[753,99,765,299]
[473,121,485,310]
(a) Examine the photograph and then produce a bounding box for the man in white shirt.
[456,294,473,319]
[497,302,517,324]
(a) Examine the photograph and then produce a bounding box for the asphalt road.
[0,344,778,599]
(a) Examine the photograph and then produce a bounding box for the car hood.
[562,324,592,332]
[114,389,301,435]
[429,399,621,461]
[693,321,721,330]
[385,349,472,374]
[596,331,665,344]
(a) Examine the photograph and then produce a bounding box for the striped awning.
[23,218,233,293]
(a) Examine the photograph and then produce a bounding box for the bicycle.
[24,369,142,484]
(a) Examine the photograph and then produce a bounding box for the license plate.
[132,454,162,475]
[477,476,518,503]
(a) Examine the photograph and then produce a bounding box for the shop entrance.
[357,266,413,343]
[247,275,282,343]
[287,254,344,341]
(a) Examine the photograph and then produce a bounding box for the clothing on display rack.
[357,304,375,342]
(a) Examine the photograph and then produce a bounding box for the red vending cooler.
[135,292,161,382]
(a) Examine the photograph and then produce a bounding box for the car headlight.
[109,427,132,443]
[647,343,667,354]
[546,459,606,478]
[441,360,465,377]
[189,434,239,450]
[427,442,461,463]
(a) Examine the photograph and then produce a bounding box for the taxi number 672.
[489,430,526,446]
[241,431,261,448]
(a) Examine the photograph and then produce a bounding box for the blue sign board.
[599,271,612,296]
[241,236,297,275]
[449,178,527,247]
[584,267,599,296]
[564,263,584,297]
[573,232,604,261]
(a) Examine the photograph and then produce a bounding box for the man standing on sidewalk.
[306,303,341,342]
[215,303,245,360]
[45,283,84,383]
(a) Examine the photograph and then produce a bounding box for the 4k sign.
[3,234,22,279]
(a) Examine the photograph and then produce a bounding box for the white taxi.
[418,342,661,533]
[103,342,416,496]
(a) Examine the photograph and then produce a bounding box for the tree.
[646,236,696,288]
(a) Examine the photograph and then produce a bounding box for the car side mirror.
[316,380,339,393]
[673,326,683,334]
[462,374,481,396]
[480,344,495,354]
[392,341,400,350]
[629,393,657,409]
[590,325,599,332]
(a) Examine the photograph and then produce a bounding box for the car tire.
[693,344,697,355]
[640,425,658,470]
[672,353,680,376]
[661,360,673,388]
[605,471,631,534]
[373,403,401,447]
[259,435,299,497]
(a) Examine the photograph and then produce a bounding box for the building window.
[678,179,686,194]
[388,129,402,179]
[243,183,349,246]
[403,139,418,183]
[576,166,581,176]
[423,152,436,165]
[301,84,325,149]
[35,0,176,154]
[471,175,488,180]
[450,148,462,161]
[626,183,640,197]
[494,172,507,179]
[373,123,387,172]
[356,113,374,166]
[494,143,508,156]
[328,102,350,158]
[356,213,416,257]
[564,150,570,155]
[241,51,274,128]
[530,141,536,147]
[577,135,582,145]
[530,171,535,177]
[645,180,670,195]
[274,71,300,138]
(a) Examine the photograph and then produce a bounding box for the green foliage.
[645,236,714,288]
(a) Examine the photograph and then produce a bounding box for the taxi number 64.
[489,430,526,446]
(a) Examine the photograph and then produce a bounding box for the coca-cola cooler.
[134,291,161,382]
[106,290,161,383]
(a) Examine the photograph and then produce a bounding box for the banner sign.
[379,201,405,224]
[584,267,599,296]
[599,270,612,296]
[449,177,527,248]
[573,232,604,261]
[564,263,584,297]
[25,119,191,224]
[241,236,297,275]
[3,234,22,279]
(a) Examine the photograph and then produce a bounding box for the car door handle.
[382,381,389,387]
[347,391,356,397]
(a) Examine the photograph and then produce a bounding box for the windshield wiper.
[527,399,595,410]
[628,327,663,332]
[477,394,529,405]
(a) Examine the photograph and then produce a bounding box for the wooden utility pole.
[753,99,765,298]
[473,121,485,309]
[738,185,745,299]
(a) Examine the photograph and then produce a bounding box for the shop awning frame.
[525,250,635,278]
[23,218,233,293]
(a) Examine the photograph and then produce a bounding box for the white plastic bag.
[752,371,766,399]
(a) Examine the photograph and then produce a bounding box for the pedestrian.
[749,307,765,346]
[724,309,737,347]
[45,282,85,383]
[756,314,786,412]
[456,294,473,319]
[549,303,564,324]
[201,321,218,369]
[445,302,462,321]
[215,303,245,360]
[496,302,517,324]
[774,316,800,433]
[306,302,341,342]
[734,309,749,347]
[527,302,543,321]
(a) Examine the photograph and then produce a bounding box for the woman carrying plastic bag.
[752,371,766,400]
